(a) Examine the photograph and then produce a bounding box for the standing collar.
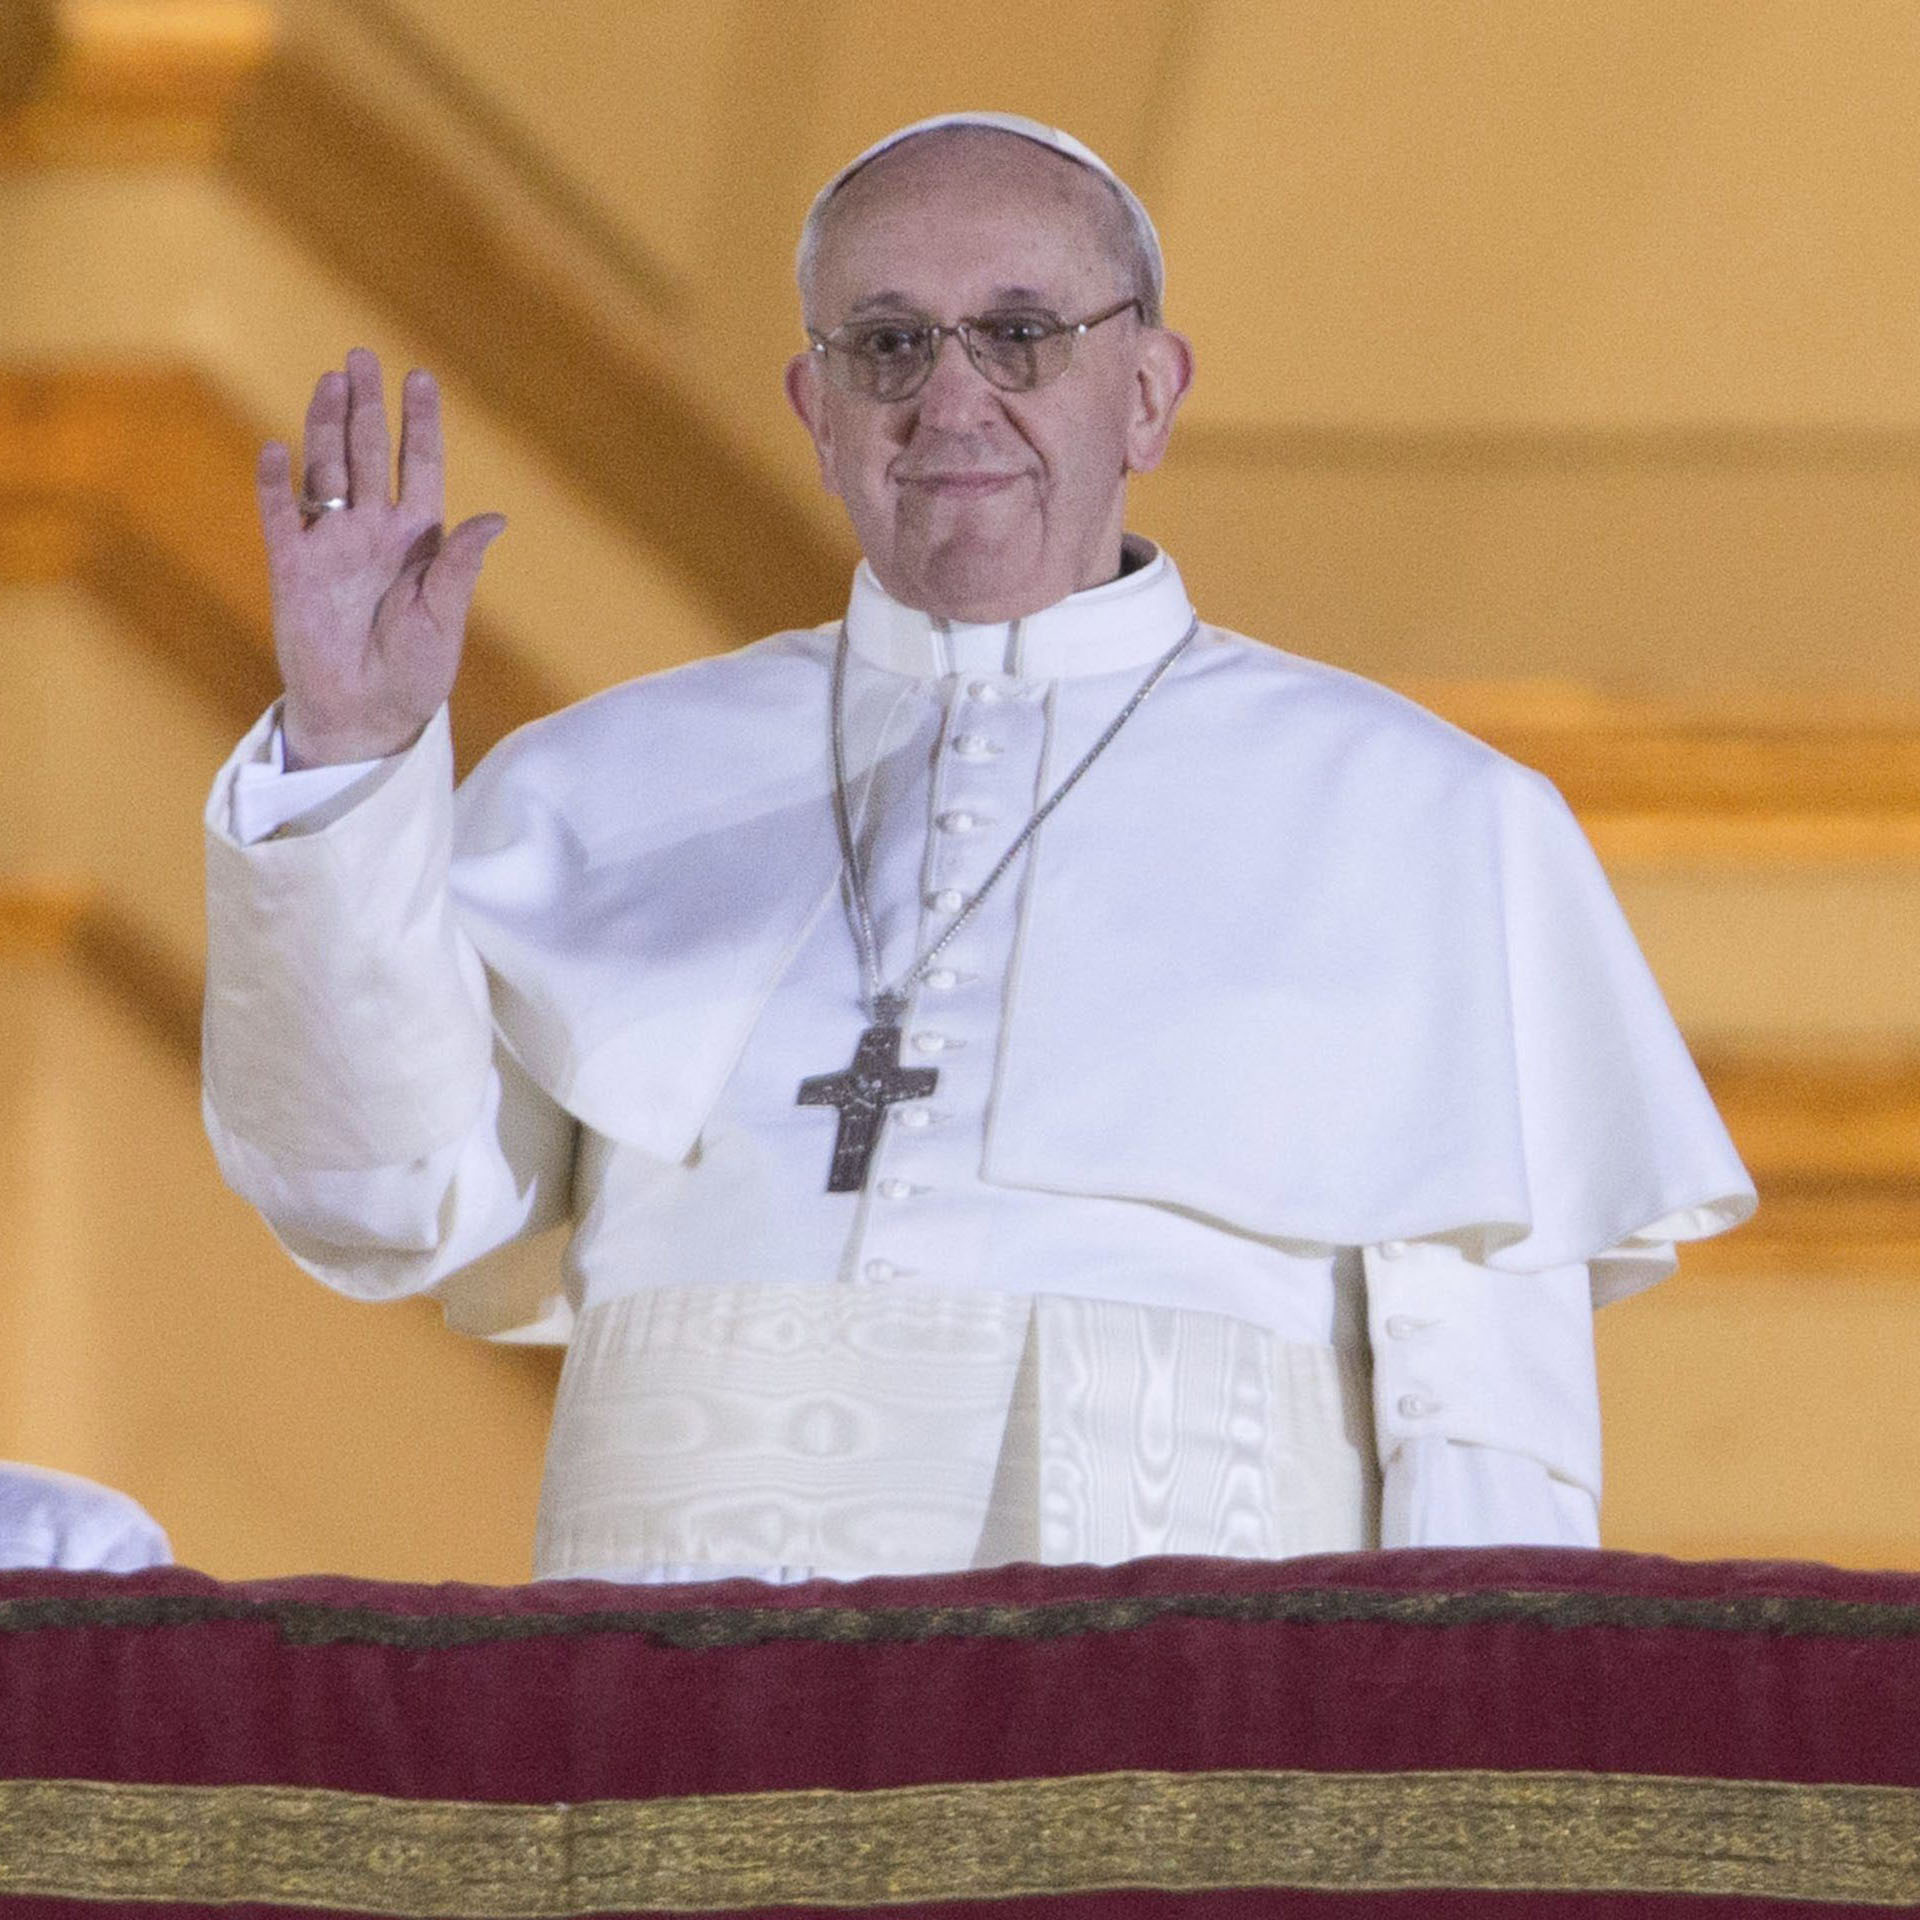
[843,538,1195,681]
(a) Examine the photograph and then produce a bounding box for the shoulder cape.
[450,627,1754,1301]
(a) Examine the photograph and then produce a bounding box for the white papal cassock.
[202,542,1754,1581]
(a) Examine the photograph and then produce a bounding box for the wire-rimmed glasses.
[808,297,1143,402]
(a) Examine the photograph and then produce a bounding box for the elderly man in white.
[203,113,1752,1583]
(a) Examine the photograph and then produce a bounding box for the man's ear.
[1122,328,1194,475]
[785,351,843,496]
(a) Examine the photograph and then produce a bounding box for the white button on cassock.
[877,1179,913,1200]
[1384,1314,1428,1339]
[897,1108,933,1129]
[863,1259,897,1282]
[911,1032,947,1054]
[928,888,965,913]
[966,681,1004,703]
[1397,1394,1440,1419]
[1380,1240,1410,1259]
[936,811,979,834]
[924,968,960,991]
[951,734,999,759]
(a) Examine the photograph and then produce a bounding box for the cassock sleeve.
[202,705,576,1339]
[1381,1438,1598,1547]
[1364,1242,1601,1547]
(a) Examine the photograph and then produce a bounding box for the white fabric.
[535,1286,1373,1581]
[0,1464,172,1572]
[1383,1438,1597,1548]
[202,543,1748,1563]
[1364,1240,1602,1492]
[231,716,386,839]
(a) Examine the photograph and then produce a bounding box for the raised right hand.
[256,347,505,768]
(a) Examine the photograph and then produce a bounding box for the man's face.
[786,132,1191,622]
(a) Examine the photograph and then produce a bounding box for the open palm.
[257,347,504,767]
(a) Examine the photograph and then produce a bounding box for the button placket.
[853,678,1042,1288]
[920,675,1035,927]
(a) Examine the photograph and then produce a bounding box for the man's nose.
[910,331,1003,423]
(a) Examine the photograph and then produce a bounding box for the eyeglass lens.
[832,315,1072,400]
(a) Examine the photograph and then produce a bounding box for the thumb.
[419,513,507,626]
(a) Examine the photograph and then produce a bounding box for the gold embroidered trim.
[2,1768,1916,1913]
[7,1581,1920,1650]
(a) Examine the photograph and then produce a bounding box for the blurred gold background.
[4,0,1919,1581]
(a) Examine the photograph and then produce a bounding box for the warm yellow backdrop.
[4,0,1919,1580]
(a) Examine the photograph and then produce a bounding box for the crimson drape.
[1,1548,1916,1915]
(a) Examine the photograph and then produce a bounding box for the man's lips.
[895,471,1025,492]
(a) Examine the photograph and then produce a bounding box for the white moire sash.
[535,1284,1376,1580]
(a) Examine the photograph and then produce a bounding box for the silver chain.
[829,614,1199,1022]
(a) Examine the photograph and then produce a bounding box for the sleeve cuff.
[1380,1435,1600,1548]
[1364,1240,1602,1496]
[226,709,403,845]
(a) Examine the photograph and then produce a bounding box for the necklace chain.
[829,615,1199,1022]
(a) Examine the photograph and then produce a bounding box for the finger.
[418,512,506,628]
[396,367,446,518]
[301,369,349,509]
[255,440,301,557]
[344,347,391,507]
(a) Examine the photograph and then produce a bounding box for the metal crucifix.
[796,1017,938,1192]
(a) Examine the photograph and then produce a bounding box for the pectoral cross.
[797,1015,939,1193]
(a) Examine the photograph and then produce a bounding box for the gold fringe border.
[1,1767,1917,1913]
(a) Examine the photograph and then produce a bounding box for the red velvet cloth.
[2,1547,1918,1916]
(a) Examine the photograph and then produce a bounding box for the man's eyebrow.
[843,285,1063,317]
[846,292,930,317]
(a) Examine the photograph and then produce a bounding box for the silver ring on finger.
[299,493,349,516]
